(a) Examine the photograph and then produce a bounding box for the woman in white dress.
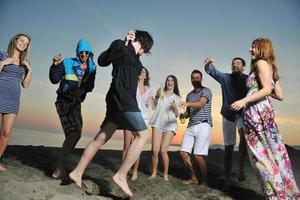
[122,67,154,181]
[148,75,181,181]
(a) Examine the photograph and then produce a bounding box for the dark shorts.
[55,100,82,136]
[101,111,147,132]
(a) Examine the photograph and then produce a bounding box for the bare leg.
[238,128,247,181]
[52,131,81,179]
[0,114,17,171]
[149,127,162,179]
[69,121,117,188]
[122,130,133,162]
[180,151,198,184]
[160,132,174,181]
[112,129,149,197]
[194,155,207,184]
[224,145,234,190]
[123,130,140,181]
[131,158,139,181]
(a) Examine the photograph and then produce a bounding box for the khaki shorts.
[222,115,245,146]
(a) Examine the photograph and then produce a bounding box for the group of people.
[0,30,299,199]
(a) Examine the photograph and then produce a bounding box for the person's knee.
[152,149,159,157]
[135,130,149,141]
[0,128,12,138]
[180,151,189,160]
[123,142,130,151]
[194,154,204,161]
[159,149,168,156]
[141,131,149,141]
[194,155,207,167]
[94,132,107,145]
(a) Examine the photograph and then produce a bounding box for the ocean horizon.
[10,128,300,152]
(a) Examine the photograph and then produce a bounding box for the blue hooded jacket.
[49,39,96,102]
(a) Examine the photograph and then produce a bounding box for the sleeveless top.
[0,51,26,114]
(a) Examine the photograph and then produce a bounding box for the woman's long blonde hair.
[250,38,279,82]
[7,33,31,64]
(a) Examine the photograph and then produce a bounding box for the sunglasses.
[79,51,90,55]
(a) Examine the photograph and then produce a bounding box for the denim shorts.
[102,111,147,132]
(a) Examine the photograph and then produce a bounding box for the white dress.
[149,93,181,133]
[136,87,154,125]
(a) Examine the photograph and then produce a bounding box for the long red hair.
[250,38,279,82]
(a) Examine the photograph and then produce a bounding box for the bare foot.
[112,173,133,197]
[163,174,170,182]
[69,171,83,190]
[148,174,156,180]
[131,171,138,181]
[0,164,7,171]
[182,178,198,185]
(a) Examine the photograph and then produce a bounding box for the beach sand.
[0,129,299,200]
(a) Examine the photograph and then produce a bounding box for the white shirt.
[149,93,181,133]
[136,87,154,125]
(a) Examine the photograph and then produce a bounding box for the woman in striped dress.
[0,33,32,171]
[231,38,299,199]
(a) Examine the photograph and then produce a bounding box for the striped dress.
[0,51,25,114]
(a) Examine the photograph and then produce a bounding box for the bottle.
[160,83,164,99]
[179,107,186,124]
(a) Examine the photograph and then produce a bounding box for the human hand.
[204,57,214,68]
[155,88,163,99]
[125,30,135,46]
[179,101,189,108]
[0,58,16,71]
[230,99,246,111]
[21,60,32,71]
[171,100,178,113]
[53,54,62,65]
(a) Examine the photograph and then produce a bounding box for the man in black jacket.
[69,30,153,197]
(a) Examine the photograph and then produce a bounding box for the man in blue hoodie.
[49,39,96,180]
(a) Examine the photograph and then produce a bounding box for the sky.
[1,0,300,146]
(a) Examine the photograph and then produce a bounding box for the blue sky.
[1,0,300,145]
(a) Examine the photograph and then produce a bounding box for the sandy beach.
[0,129,299,200]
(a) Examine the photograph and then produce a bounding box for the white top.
[137,87,154,125]
[149,93,181,133]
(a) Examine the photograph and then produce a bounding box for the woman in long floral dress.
[231,38,300,199]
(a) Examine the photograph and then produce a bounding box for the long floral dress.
[243,73,300,200]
